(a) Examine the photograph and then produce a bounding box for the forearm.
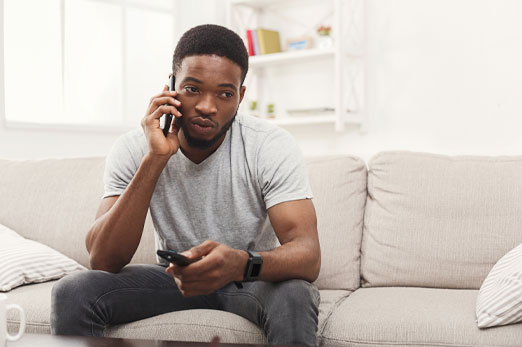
[258,237,320,283]
[87,153,169,272]
[168,235,321,297]
[232,235,321,284]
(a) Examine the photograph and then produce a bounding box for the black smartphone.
[162,74,176,137]
[157,249,200,266]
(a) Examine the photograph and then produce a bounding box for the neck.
[179,130,227,164]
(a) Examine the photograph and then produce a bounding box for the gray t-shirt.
[103,114,313,259]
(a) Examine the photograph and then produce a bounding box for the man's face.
[174,55,246,150]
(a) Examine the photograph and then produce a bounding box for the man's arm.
[167,198,320,296]
[256,198,320,282]
[86,153,170,272]
[86,84,183,273]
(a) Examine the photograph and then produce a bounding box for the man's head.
[173,24,249,86]
[172,24,248,151]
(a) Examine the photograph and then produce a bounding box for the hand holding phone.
[142,74,182,159]
[157,249,201,266]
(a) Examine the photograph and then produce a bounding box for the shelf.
[263,115,337,126]
[230,0,315,10]
[229,0,366,132]
[249,48,335,68]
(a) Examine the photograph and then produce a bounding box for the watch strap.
[243,250,263,282]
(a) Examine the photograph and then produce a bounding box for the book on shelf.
[246,30,255,56]
[251,29,260,55]
[257,29,281,54]
[246,28,281,56]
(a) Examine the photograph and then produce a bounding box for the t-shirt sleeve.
[257,128,313,209]
[102,131,144,198]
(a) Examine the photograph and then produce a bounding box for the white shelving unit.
[249,47,335,68]
[271,114,337,126]
[226,0,366,132]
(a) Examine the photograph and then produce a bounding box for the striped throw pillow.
[476,243,522,328]
[0,224,85,292]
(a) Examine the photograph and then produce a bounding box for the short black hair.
[172,24,249,85]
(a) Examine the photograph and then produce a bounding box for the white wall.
[290,0,522,161]
[2,0,522,161]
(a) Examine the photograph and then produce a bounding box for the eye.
[184,86,199,93]
[221,91,234,98]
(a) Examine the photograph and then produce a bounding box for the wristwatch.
[243,250,263,282]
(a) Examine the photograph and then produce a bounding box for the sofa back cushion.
[306,156,367,290]
[361,151,522,289]
[0,158,156,268]
[0,154,368,290]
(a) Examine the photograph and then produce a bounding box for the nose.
[195,93,217,116]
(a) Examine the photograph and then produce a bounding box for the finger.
[164,116,181,142]
[166,264,186,280]
[148,89,178,106]
[165,264,175,273]
[148,105,180,121]
[172,275,199,296]
[166,262,188,276]
[147,101,182,119]
[150,96,181,109]
[173,277,209,297]
[142,108,176,131]
[167,125,180,139]
[172,254,220,282]
[174,277,183,291]
[176,279,216,297]
[159,102,182,118]
[184,240,217,260]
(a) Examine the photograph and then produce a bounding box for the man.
[51,24,321,346]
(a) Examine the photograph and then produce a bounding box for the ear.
[239,85,247,104]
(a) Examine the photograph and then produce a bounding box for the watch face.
[251,263,262,278]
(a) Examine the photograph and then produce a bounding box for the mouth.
[192,117,215,127]
[188,116,216,136]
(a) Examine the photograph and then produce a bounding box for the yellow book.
[256,29,281,54]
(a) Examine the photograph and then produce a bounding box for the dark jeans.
[50,264,320,346]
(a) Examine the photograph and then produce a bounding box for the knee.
[264,280,320,346]
[265,279,320,327]
[273,279,320,312]
[51,270,102,334]
[52,270,91,308]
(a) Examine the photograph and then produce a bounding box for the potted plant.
[266,103,276,119]
[316,25,333,49]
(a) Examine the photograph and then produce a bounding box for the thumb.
[183,240,217,259]
[167,119,180,138]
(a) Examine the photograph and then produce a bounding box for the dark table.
[7,334,301,347]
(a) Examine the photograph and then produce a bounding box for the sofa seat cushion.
[6,281,55,334]
[6,278,350,344]
[321,287,522,347]
[105,289,351,343]
[317,290,352,337]
[104,309,267,344]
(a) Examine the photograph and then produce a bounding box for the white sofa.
[2,151,522,346]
